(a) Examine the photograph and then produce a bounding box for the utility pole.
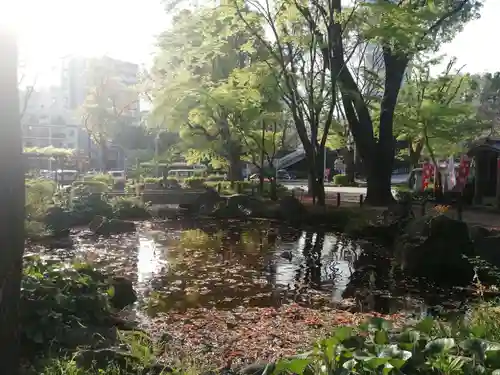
[0,25,25,375]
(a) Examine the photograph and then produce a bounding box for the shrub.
[83,173,114,185]
[333,174,350,186]
[72,180,109,194]
[142,177,162,184]
[206,174,227,182]
[70,186,113,223]
[21,257,114,352]
[184,176,206,189]
[110,196,150,220]
[25,179,57,221]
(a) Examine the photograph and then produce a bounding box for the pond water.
[29,219,468,319]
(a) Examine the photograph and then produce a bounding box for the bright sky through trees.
[6,0,499,84]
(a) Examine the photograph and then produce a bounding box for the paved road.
[283,174,408,203]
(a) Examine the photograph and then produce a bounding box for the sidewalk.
[298,195,500,230]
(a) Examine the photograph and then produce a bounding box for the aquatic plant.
[271,315,500,375]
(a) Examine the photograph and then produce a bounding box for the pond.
[29,219,466,318]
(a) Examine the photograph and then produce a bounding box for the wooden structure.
[467,137,500,208]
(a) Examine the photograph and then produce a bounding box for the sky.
[6,0,499,84]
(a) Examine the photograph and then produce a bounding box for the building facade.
[61,56,141,126]
[20,87,79,150]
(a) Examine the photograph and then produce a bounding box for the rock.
[58,326,118,349]
[394,214,474,286]
[89,216,136,235]
[239,362,274,375]
[110,277,137,309]
[469,225,493,242]
[43,206,73,234]
[190,189,224,215]
[280,251,293,261]
[278,196,305,221]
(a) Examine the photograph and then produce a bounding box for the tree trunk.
[306,151,326,206]
[228,154,243,183]
[344,148,355,185]
[365,159,395,206]
[0,30,24,375]
[364,49,408,206]
[100,139,109,172]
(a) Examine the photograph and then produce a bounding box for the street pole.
[0,24,24,375]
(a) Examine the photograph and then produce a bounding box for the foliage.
[333,174,350,187]
[230,0,340,204]
[475,72,500,134]
[394,57,488,164]
[70,186,114,223]
[142,177,163,184]
[25,179,57,236]
[80,58,138,170]
[183,177,206,189]
[72,180,110,194]
[21,257,113,351]
[83,173,114,186]
[25,179,57,221]
[110,196,150,220]
[206,174,227,182]
[24,146,76,157]
[151,5,282,180]
[272,315,500,375]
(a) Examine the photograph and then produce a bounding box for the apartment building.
[20,86,79,150]
[61,56,141,125]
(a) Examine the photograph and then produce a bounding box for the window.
[24,141,33,147]
[67,143,74,149]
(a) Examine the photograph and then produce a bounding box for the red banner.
[456,156,471,188]
[421,163,435,190]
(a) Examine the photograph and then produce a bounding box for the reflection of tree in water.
[292,232,325,291]
[148,223,288,313]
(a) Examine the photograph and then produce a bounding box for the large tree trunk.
[306,152,326,206]
[228,153,243,183]
[344,148,355,184]
[0,29,25,375]
[364,50,408,206]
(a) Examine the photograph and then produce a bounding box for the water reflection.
[29,219,469,318]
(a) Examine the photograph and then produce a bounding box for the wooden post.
[457,195,463,221]
[336,192,341,207]
[217,183,221,193]
[359,194,364,207]
[0,26,24,375]
[420,200,427,216]
[496,155,500,209]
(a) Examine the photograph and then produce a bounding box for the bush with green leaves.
[83,173,114,186]
[110,196,150,220]
[70,185,113,224]
[206,174,227,182]
[332,174,353,186]
[270,315,500,375]
[183,176,206,189]
[25,179,57,221]
[21,257,114,352]
[142,177,163,184]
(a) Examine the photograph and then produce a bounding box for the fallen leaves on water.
[149,304,405,368]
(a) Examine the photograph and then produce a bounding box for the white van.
[108,170,126,182]
[167,169,201,179]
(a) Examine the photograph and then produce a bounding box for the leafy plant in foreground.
[271,317,500,375]
[20,257,114,351]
